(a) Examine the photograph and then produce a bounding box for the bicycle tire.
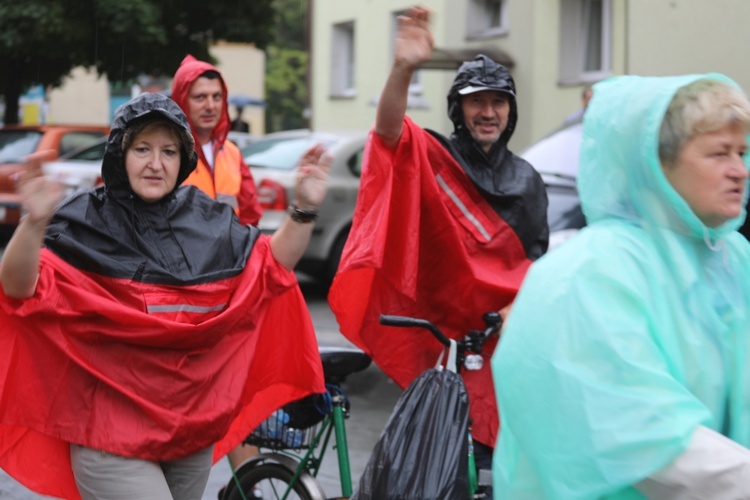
[223,463,314,500]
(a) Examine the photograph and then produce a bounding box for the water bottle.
[283,427,304,448]
[272,409,290,439]
[259,409,290,439]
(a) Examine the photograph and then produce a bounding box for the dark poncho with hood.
[433,54,548,259]
[0,93,324,500]
[329,56,546,449]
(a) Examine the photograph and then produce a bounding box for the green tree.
[265,0,309,132]
[0,0,276,124]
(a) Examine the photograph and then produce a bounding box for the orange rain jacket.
[171,55,263,226]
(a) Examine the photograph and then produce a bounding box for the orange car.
[0,124,109,230]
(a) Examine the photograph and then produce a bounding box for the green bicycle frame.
[467,428,478,498]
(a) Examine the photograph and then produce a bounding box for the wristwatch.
[288,204,319,223]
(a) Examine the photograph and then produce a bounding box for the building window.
[392,11,422,93]
[559,0,611,84]
[466,0,508,39]
[330,21,355,97]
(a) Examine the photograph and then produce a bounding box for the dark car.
[521,121,586,250]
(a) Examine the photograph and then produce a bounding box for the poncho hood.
[447,54,518,144]
[171,54,232,156]
[102,92,198,194]
[580,73,750,240]
[491,73,750,499]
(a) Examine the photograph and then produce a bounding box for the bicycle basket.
[245,394,328,450]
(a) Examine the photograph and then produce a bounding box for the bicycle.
[377,311,502,499]
[220,345,372,500]
[221,312,500,500]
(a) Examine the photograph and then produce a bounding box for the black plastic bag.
[353,343,470,500]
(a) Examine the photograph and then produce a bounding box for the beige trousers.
[69,443,214,500]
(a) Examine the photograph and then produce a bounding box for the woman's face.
[663,123,748,227]
[125,122,181,203]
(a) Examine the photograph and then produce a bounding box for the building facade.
[42,43,266,134]
[310,0,750,150]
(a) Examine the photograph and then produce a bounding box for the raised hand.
[17,151,64,225]
[293,144,331,211]
[393,6,434,70]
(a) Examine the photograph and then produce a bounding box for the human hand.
[393,6,434,70]
[293,144,331,211]
[17,151,63,226]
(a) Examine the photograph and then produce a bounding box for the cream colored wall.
[44,43,265,132]
[210,42,266,135]
[310,0,549,149]
[47,66,110,125]
[626,0,750,91]
[310,0,449,134]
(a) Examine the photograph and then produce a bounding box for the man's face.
[461,90,511,153]
[187,77,223,140]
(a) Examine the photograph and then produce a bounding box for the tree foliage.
[0,0,276,124]
[265,0,309,132]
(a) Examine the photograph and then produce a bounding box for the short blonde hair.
[659,79,750,165]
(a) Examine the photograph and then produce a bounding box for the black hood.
[447,54,518,144]
[102,92,198,194]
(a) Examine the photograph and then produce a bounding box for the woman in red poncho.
[0,93,329,499]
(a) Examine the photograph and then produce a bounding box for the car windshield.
[522,122,582,179]
[243,136,336,170]
[63,138,107,161]
[0,130,43,163]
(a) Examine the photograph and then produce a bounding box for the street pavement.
[0,272,404,499]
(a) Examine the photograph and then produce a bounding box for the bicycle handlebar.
[379,315,453,347]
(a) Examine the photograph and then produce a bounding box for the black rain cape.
[0,93,325,499]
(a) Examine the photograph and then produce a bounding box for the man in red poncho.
[0,93,328,499]
[328,6,548,484]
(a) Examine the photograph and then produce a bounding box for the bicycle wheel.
[224,463,314,500]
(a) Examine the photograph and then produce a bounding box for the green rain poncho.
[492,74,750,499]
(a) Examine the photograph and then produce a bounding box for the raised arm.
[0,153,63,298]
[269,144,331,270]
[374,6,434,149]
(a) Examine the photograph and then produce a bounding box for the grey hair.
[659,79,750,165]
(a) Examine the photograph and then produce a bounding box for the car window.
[65,139,107,161]
[347,148,364,177]
[59,132,107,157]
[0,130,43,163]
[243,137,337,170]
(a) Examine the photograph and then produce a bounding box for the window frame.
[466,0,509,40]
[391,10,423,94]
[330,21,356,98]
[558,0,612,86]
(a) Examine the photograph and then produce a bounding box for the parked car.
[521,120,586,250]
[0,124,109,229]
[242,129,367,284]
[38,130,260,198]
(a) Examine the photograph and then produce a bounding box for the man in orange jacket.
[171,55,263,469]
[171,55,263,226]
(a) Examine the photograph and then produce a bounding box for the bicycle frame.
[229,386,353,500]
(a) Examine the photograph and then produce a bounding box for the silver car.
[242,129,368,284]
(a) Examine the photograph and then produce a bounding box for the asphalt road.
[0,270,404,500]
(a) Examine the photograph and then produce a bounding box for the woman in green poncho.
[492,74,750,499]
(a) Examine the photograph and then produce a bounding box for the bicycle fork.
[467,427,478,498]
[332,393,353,498]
